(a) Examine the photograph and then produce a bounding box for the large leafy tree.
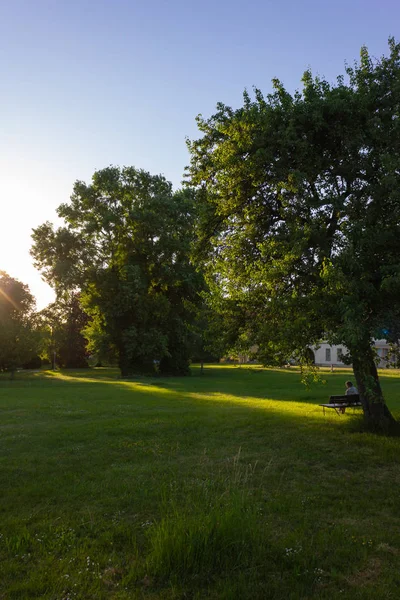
[187,39,400,431]
[31,167,202,376]
[0,272,40,375]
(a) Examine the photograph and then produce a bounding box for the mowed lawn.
[1,366,400,599]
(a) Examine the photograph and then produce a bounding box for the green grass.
[1,365,400,599]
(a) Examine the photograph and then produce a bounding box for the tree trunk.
[118,351,136,377]
[351,344,399,434]
[119,361,130,378]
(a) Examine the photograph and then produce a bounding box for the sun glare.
[0,287,20,310]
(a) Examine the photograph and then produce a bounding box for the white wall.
[312,343,345,366]
[311,339,393,368]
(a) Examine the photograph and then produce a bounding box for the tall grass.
[145,454,268,584]
[147,494,262,580]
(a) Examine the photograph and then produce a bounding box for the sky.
[1,0,399,309]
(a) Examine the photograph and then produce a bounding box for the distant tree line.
[0,273,91,374]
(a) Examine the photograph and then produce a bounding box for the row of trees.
[2,170,219,376]
[3,40,400,431]
[0,274,90,374]
[0,272,39,375]
[0,265,219,376]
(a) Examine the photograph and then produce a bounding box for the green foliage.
[39,293,89,368]
[190,281,250,363]
[82,307,118,366]
[31,167,203,376]
[0,272,40,373]
[187,294,232,365]
[187,39,400,425]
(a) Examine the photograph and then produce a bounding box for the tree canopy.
[0,272,40,374]
[187,39,400,431]
[39,293,89,368]
[31,166,203,376]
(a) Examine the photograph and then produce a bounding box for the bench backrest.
[329,394,360,403]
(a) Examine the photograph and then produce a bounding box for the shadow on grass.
[3,366,400,438]
[0,366,371,431]
[23,364,400,405]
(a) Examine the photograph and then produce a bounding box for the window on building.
[381,348,388,359]
[325,348,331,362]
[337,348,343,362]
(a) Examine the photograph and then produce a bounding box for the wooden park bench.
[320,395,362,416]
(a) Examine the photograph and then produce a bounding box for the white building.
[310,340,394,368]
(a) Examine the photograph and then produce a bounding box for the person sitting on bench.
[341,380,359,413]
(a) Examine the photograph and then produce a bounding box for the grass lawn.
[1,365,400,599]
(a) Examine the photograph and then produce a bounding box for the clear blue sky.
[1,0,398,308]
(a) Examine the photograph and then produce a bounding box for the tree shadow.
[23,364,400,407]
[10,365,399,434]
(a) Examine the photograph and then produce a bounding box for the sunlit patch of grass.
[186,390,333,420]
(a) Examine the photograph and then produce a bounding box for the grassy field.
[1,365,400,599]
